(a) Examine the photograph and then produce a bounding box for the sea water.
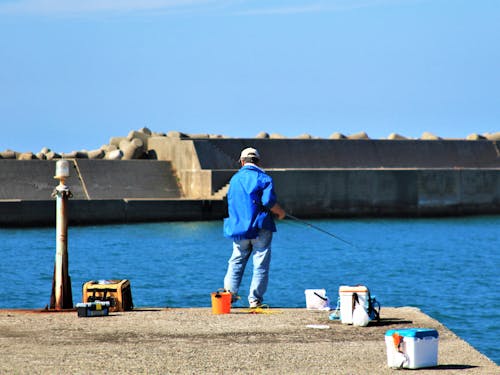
[0,216,498,364]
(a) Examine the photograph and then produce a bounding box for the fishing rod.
[285,213,355,247]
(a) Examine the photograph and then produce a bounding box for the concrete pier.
[0,307,497,374]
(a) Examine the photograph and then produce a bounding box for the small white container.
[385,328,439,369]
[339,285,369,324]
[304,289,329,310]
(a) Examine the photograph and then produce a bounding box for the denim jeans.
[224,229,273,305]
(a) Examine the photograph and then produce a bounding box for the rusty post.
[50,160,73,310]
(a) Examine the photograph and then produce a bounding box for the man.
[223,147,286,308]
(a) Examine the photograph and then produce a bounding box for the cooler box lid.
[385,328,439,339]
[339,285,368,293]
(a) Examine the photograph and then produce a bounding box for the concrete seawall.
[1,138,499,225]
[269,168,500,217]
[0,199,226,226]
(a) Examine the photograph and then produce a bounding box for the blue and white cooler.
[385,328,439,369]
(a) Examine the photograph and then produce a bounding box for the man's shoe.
[224,289,240,304]
[249,300,262,309]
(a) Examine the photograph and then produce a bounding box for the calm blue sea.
[0,217,499,364]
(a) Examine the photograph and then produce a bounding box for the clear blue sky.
[1,0,499,154]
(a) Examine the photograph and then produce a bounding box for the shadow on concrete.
[370,318,414,326]
[426,364,479,370]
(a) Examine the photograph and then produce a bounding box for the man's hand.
[270,203,286,220]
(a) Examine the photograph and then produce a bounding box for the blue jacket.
[223,164,278,239]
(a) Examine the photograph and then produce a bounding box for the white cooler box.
[339,285,369,324]
[385,328,439,369]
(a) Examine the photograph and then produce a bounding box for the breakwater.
[1,130,499,225]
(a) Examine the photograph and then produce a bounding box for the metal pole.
[54,180,68,309]
[50,160,73,310]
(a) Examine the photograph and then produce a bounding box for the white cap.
[240,147,260,160]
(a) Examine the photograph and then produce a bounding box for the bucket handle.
[214,288,228,299]
[313,291,328,301]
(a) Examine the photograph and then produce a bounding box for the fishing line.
[284,213,355,248]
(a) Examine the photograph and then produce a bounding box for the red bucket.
[211,291,231,314]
